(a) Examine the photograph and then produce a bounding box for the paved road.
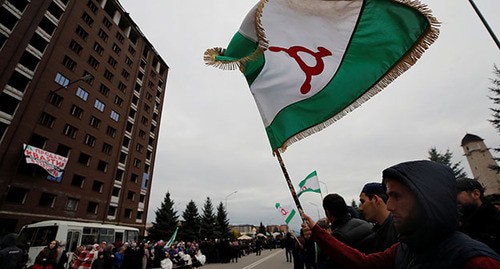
[202,249,294,269]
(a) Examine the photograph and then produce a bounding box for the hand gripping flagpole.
[274,150,308,225]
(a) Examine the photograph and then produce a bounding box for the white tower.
[461,133,500,196]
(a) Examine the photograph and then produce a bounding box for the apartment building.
[0,0,168,235]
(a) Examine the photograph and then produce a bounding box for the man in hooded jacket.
[301,160,500,268]
[0,233,26,269]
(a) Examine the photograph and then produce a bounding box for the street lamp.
[225,190,238,209]
[309,202,321,220]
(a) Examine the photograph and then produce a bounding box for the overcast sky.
[118,0,500,231]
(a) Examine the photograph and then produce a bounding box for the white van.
[17,220,139,268]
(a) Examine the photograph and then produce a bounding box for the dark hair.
[322,193,348,219]
[456,177,485,198]
[362,182,389,203]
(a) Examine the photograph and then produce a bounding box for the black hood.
[1,233,18,248]
[382,160,458,248]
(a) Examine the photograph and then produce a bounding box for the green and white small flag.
[297,171,321,197]
[275,202,296,224]
[205,0,439,152]
[166,227,178,248]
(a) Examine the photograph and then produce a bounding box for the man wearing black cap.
[359,182,398,252]
[456,177,500,253]
[301,160,499,268]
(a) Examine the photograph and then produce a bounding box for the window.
[87,202,98,214]
[127,191,135,200]
[102,143,112,154]
[93,42,104,55]
[122,137,130,148]
[19,51,40,71]
[116,32,124,43]
[97,160,108,172]
[112,43,121,55]
[130,173,138,183]
[126,121,133,133]
[146,150,152,160]
[87,0,98,14]
[82,71,94,85]
[121,69,129,80]
[65,198,79,211]
[71,174,85,188]
[29,32,49,53]
[102,17,112,28]
[106,126,116,138]
[104,69,113,82]
[81,12,94,26]
[136,143,144,153]
[39,17,57,36]
[56,144,71,157]
[114,96,123,106]
[78,152,91,166]
[133,158,141,168]
[128,45,136,55]
[76,87,89,101]
[63,124,78,138]
[94,99,105,112]
[48,92,63,107]
[110,110,120,122]
[146,92,153,101]
[115,169,124,181]
[118,82,126,92]
[39,193,56,208]
[5,187,28,204]
[107,56,117,68]
[92,180,104,192]
[119,152,127,164]
[112,187,120,196]
[107,206,117,217]
[75,25,89,41]
[124,208,132,219]
[39,112,55,128]
[99,84,110,96]
[47,2,64,19]
[139,130,146,139]
[7,71,30,93]
[136,211,143,220]
[139,194,146,203]
[89,116,101,128]
[125,57,133,67]
[141,116,148,126]
[144,104,151,113]
[87,56,99,69]
[98,29,108,42]
[6,0,30,13]
[54,73,70,87]
[62,56,77,71]
[84,134,96,147]
[0,6,19,31]
[70,105,84,119]
[69,40,83,55]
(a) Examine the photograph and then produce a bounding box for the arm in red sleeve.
[311,223,397,269]
[462,256,500,269]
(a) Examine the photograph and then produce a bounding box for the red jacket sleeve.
[311,223,397,269]
[462,256,500,269]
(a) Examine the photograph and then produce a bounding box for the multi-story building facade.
[0,0,168,235]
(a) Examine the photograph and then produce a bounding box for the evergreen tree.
[258,222,266,234]
[488,65,500,172]
[148,192,179,241]
[200,197,216,239]
[215,202,230,239]
[428,147,467,178]
[180,200,201,242]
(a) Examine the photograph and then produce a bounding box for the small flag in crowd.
[205,0,439,152]
[275,203,296,224]
[166,227,179,248]
[297,171,321,197]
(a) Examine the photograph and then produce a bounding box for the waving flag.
[297,171,321,197]
[275,202,296,224]
[205,0,439,152]
[166,227,179,248]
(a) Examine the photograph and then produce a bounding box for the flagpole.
[274,151,307,224]
[468,0,500,50]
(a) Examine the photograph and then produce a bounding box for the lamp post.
[309,202,321,220]
[225,190,238,209]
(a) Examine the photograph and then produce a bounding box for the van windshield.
[18,226,58,247]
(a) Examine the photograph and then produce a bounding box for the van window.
[18,226,58,247]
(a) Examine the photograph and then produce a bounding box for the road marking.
[241,249,284,269]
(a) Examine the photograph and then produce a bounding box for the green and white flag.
[205,0,439,152]
[275,202,296,224]
[297,171,321,197]
[166,227,178,248]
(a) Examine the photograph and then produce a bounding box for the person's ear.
[471,189,481,200]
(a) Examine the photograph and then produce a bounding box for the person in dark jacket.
[302,160,500,268]
[0,233,26,269]
[456,177,500,253]
[34,240,58,269]
[359,182,398,252]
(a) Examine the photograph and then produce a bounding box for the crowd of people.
[296,160,500,268]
